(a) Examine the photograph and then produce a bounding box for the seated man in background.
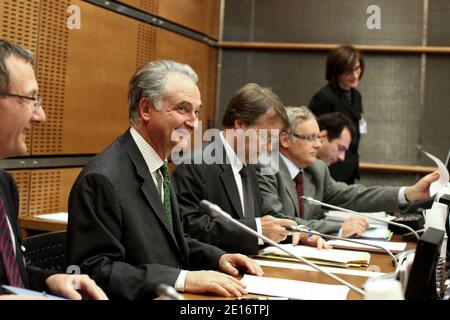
[172,83,328,255]
[0,39,107,300]
[67,61,264,300]
[316,112,355,166]
[258,106,439,238]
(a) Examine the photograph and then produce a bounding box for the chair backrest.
[22,231,67,272]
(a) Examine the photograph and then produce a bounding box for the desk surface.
[181,237,416,300]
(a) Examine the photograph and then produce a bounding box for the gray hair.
[128,60,198,124]
[0,40,35,93]
[284,106,315,135]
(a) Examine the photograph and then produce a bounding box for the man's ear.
[320,129,328,139]
[233,119,247,130]
[139,98,153,121]
[279,131,290,148]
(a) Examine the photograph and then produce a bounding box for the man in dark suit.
[67,61,263,300]
[258,106,439,238]
[309,45,365,184]
[316,112,355,167]
[172,83,327,255]
[0,39,107,299]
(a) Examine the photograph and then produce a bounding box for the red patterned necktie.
[0,195,24,287]
[294,172,304,218]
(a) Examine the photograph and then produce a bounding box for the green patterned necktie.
[159,162,172,224]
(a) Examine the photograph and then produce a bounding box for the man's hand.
[405,171,439,203]
[260,215,297,243]
[45,274,108,300]
[218,253,264,277]
[292,233,332,249]
[184,271,247,297]
[341,216,369,238]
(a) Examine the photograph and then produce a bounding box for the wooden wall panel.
[119,0,220,38]
[46,0,150,154]
[0,0,41,155]
[9,170,31,218]
[118,0,159,15]
[28,168,81,216]
[32,0,70,154]
[159,0,220,38]
[156,29,217,129]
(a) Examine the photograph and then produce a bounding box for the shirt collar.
[130,127,164,174]
[219,131,244,173]
[280,153,302,179]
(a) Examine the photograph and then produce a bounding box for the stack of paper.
[34,212,68,223]
[261,244,371,268]
[326,239,407,254]
[241,274,350,300]
[325,211,394,240]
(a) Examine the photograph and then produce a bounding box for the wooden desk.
[182,237,416,300]
[19,217,67,238]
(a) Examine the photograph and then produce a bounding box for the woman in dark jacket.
[309,45,365,184]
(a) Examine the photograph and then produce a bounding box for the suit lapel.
[220,164,244,218]
[212,139,244,218]
[121,130,180,249]
[0,184,29,287]
[279,159,299,213]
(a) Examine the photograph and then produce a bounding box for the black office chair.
[22,231,67,272]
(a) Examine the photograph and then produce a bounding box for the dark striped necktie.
[0,194,24,287]
[294,172,304,218]
[159,163,172,224]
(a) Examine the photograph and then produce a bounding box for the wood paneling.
[28,168,81,216]
[51,0,145,154]
[9,170,31,218]
[159,0,220,38]
[119,0,220,38]
[117,0,159,15]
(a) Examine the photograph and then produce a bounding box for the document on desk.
[241,274,350,300]
[327,239,407,253]
[33,212,68,223]
[261,244,370,267]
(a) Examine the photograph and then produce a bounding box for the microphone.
[199,200,366,297]
[285,225,398,268]
[156,284,185,300]
[301,196,420,241]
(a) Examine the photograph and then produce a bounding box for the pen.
[237,297,294,300]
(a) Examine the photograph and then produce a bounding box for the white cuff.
[398,186,408,205]
[255,218,264,245]
[174,270,188,292]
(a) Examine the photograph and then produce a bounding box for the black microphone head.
[199,200,221,218]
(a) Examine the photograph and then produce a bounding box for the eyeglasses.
[0,92,42,109]
[292,133,324,143]
[343,65,362,76]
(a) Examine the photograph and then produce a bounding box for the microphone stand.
[200,200,366,297]
[301,196,420,241]
[285,225,398,268]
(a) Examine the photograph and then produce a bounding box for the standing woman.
[309,45,365,184]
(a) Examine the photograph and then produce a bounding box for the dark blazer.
[172,138,262,255]
[66,129,225,300]
[0,169,53,292]
[309,83,363,184]
[258,158,401,234]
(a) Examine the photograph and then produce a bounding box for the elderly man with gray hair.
[258,106,439,238]
[67,60,264,300]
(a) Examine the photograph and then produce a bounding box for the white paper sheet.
[241,274,350,300]
[34,212,68,223]
[425,151,449,197]
[255,259,385,278]
[327,239,407,253]
[262,244,370,264]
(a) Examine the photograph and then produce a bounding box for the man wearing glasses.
[0,39,107,299]
[258,106,439,238]
[316,112,355,167]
